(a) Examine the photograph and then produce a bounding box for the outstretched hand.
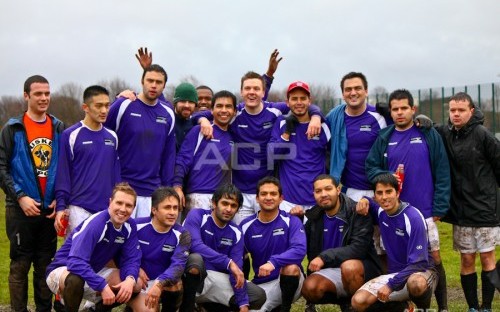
[266,49,283,77]
[135,47,153,69]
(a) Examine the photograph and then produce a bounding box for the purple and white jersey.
[374,202,433,290]
[322,214,347,250]
[343,106,386,190]
[55,122,120,213]
[173,124,233,194]
[240,210,306,284]
[135,218,190,283]
[269,117,330,206]
[46,210,141,292]
[386,125,434,218]
[104,97,176,196]
[183,209,248,307]
[231,103,287,193]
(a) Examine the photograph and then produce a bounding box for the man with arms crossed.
[105,64,176,218]
[45,183,142,312]
[240,177,306,312]
[183,184,266,312]
[297,174,381,311]
[365,89,450,312]
[0,75,64,312]
[129,187,191,312]
[436,92,499,312]
[352,174,437,311]
[55,85,120,235]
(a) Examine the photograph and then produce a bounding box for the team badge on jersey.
[104,139,115,147]
[360,125,372,132]
[221,238,233,246]
[410,137,423,144]
[30,137,52,176]
[156,116,167,124]
[395,228,405,236]
[273,228,285,236]
[262,122,273,129]
[162,244,175,252]
[114,236,125,244]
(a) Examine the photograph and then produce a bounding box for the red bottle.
[396,164,405,192]
[57,214,69,237]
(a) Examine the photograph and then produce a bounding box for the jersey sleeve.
[229,231,249,307]
[160,108,176,186]
[118,223,142,282]
[173,127,199,187]
[55,130,72,212]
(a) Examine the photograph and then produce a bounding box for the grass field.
[0,191,498,311]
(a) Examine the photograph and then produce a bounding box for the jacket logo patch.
[162,244,175,252]
[273,228,285,236]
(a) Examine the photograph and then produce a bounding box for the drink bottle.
[396,164,405,192]
[57,214,69,237]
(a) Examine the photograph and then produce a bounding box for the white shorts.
[133,196,152,218]
[196,270,234,306]
[67,205,92,235]
[312,268,347,298]
[425,217,441,252]
[453,225,500,253]
[186,193,213,211]
[46,266,116,303]
[359,270,436,302]
[233,193,259,225]
[344,188,374,202]
[255,273,304,312]
[279,200,313,214]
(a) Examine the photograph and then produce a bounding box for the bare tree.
[372,86,389,104]
[56,82,83,101]
[97,77,135,98]
[0,96,25,125]
[309,83,337,113]
[49,95,84,127]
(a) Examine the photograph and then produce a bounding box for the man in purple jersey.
[197,73,323,224]
[104,64,176,218]
[45,183,142,312]
[55,85,120,235]
[129,187,190,312]
[297,175,381,312]
[365,89,450,312]
[174,90,237,219]
[183,184,266,312]
[326,72,387,201]
[352,174,437,311]
[269,81,330,213]
[196,85,214,111]
[240,177,306,312]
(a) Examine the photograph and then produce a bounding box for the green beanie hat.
[173,83,198,105]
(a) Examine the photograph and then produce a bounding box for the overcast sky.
[1,0,499,98]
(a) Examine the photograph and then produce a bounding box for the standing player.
[55,85,120,234]
[196,73,322,224]
[196,85,214,111]
[269,81,330,213]
[183,184,266,311]
[45,183,142,312]
[174,91,236,215]
[240,177,306,312]
[352,174,437,311]
[436,92,499,312]
[365,89,450,311]
[326,72,387,201]
[0,75,64,312]
[129,187,191,312]
[104,64,176,218]
[298,174,381,311]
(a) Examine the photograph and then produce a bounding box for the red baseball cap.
[287,81,310,96]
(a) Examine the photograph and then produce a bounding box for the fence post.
[493,83,496,134]
[478,84,481,109]
[429,88,433,119]
[441,87,445,125]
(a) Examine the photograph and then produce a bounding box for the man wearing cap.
[105,64,176,218]
[172,82,199,151]
[173,90,236,219]
[268,81,330,213]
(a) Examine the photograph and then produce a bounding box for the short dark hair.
[388,89,414,108]
[212,184,243,210]
[83,85,109,104]
[150,187,180,217]
[142,64,168,83]
[340,72,367,91]
[212,90,237,109]
[240,71,266,91]
[196,85,213,95]
[256,176,282,196]
[372,173,399,192]
[450,92,474,108]
[313,174,339,187]
[24,75,49,94]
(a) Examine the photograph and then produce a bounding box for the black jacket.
[437,108,500,226]
[304,193,382,271]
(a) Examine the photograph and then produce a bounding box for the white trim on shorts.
[312,268,347,298]
[67,205,93,235]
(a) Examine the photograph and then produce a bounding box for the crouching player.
[45,183,141,312]
[351,174,437,311]
[297,174,382,311]
[128,187,191,312]
[183,184,266,311]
